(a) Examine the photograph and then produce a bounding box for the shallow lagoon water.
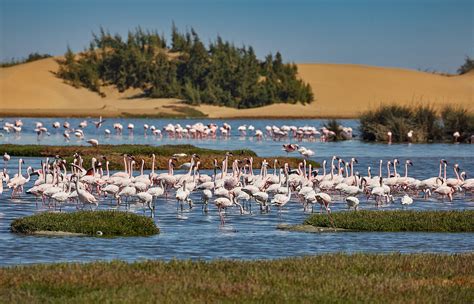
[0,118,473,265]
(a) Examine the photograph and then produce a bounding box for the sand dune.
[1,57,472,118]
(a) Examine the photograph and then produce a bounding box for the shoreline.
[0,110,358,119]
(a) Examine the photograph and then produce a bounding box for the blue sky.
[1,0,472,73]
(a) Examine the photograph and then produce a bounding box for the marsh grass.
[0,254,472,303]
[323,119,346,141]
[304,210,474,232]
[441,106,474,142]
[360,104,472,143]
[11,211,159,236]
[2,144,318,170]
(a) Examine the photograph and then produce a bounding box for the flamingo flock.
[0,118,355,146]
[0,151,472,225]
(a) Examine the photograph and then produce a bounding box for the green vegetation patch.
[360,104,473,143]
[0,52,52,68]
[458,56,474,75]
[304,210,474,232]
[2,144,318,170]
[11,211,159,237]
[0,254,472,303]
[56,25,313,108]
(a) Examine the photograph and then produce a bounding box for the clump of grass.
[360,104,472,143]
[0,253,471,303]
[441,105,474,142]
[304,210,474,232]
[360,104,443,142]
[11,211,159,236]
[323,119,352,141]
[2,144,318,170]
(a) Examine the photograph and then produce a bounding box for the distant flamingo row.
[1,151,472,224]
[1,118,353,144]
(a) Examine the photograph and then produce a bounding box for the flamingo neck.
[224,156,229,176]
[18,159,22,177]
[25,168,32,182]
[43,163,47,183]
[303,160,307,178]
[151,156,155,175]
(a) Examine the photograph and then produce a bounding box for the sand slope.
[1,58,472,118]
[0,58,181,117]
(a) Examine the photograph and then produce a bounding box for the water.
[0,117,473,265]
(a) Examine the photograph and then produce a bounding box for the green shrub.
[457,56,474,75]
[360,104,471,142]
[323,119,351,141]
[441,106,474,142]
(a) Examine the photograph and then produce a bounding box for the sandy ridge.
[1,57,472,118]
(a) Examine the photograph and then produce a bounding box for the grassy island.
[0,254,472,303]
[2,144,319,170]
[304,210,474,232]
[11,211,159,237]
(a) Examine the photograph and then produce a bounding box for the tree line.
[56,25,314,108]
[0,52,52,68]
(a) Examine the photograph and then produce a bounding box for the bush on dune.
[56,25,314,109]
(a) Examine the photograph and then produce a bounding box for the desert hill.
[1,57,472,118]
